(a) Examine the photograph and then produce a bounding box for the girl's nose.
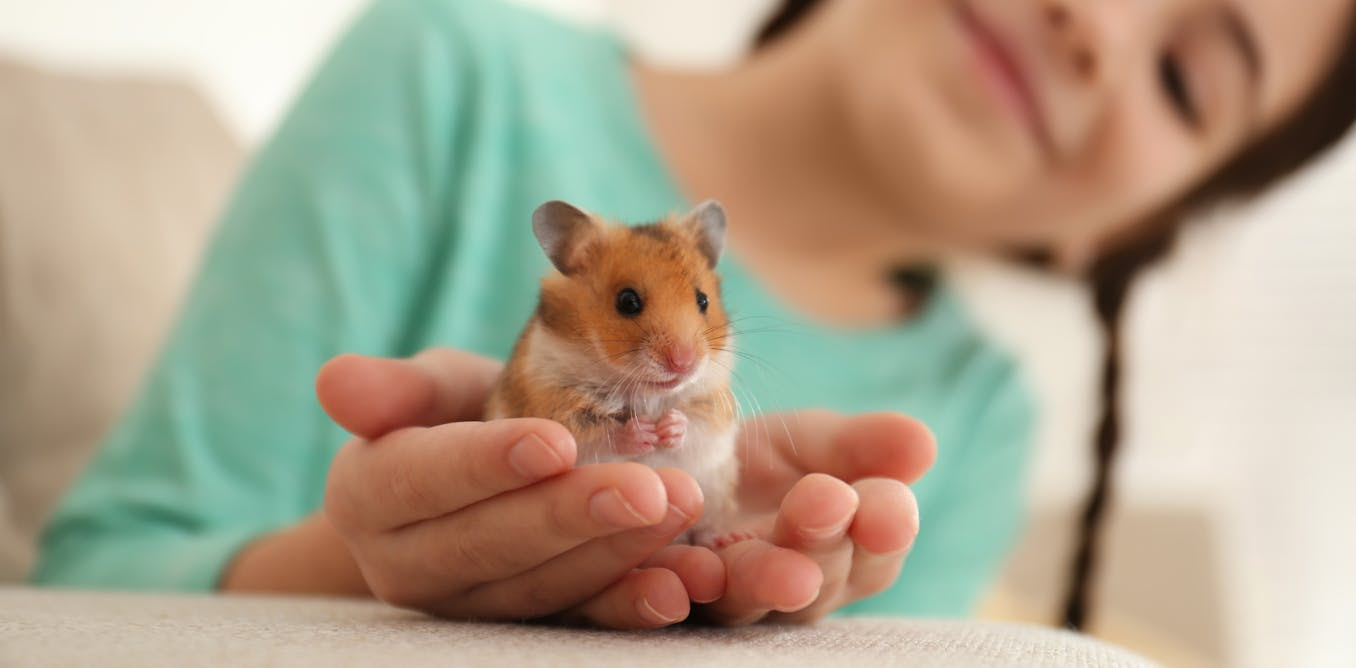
[1040,0,1135,91]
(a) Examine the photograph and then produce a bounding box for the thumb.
[315,349,503,440]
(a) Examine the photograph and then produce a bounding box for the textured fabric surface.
[0,587,1157,667]
[0,57,243,582]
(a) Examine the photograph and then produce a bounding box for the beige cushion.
[0,587,1159,667]
[0,56,243,581]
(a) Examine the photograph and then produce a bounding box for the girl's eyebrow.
[1222,5,1263,112]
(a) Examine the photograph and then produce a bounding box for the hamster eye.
[695,290,709,314]
[615,288,644,316]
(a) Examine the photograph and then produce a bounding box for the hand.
[316,349,725,628]
[695,411,937,625]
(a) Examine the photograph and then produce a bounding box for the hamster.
[486,199,744,548]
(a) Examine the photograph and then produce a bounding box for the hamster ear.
[533,200,601,275]
[682,199,727,268]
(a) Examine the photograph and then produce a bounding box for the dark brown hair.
[758,0,1356,630]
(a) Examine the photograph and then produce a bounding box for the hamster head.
[532,200,732,396]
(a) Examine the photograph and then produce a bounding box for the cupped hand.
[317,349,724,628]
[688,411,937,625]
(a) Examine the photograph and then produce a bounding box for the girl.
[35,0,1356,629]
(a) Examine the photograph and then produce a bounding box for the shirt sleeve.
[842,357,1036,617]
[31,0,469,590]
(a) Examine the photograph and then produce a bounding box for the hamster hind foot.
[689,527,759,551]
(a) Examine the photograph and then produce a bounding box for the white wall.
[0,0,368,143]
[0,0,772,143]
[3,1,1353,665]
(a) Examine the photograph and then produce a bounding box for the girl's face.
[818,0,1352,256]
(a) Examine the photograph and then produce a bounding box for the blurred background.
[0,1,1352,666]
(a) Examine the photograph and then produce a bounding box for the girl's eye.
[695,290,709,314]
[615,288,644,316]
[1159,52,1202,129]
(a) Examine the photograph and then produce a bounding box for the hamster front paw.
[655,409,687,449]
[614,417,660,455]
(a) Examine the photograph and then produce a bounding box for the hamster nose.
[663,345,696,375]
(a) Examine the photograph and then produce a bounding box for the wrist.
[218,512,370,596]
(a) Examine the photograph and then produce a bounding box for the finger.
[699,539,821,626]
[326,418,576,529]
[769,473,859,551]
[769,479,918,623]
[774,479,919,623]
[643,544,725,605]
[763,474,858,623]
[392,462,669,589]
[845,478,918,600]
[316,349,502,440]
[559,568,691,629]
[447,468,710,617]
[739,411,935,510]
[847,477,918,555]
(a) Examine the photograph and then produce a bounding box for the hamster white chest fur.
[485,200,740,546]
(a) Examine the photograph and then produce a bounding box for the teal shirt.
[33,0,1033,617]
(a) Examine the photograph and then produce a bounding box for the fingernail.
[786,586,821,613]
[667,503,693,523]
[636,596,681,624]
[590,488,653,528]
[509,434,565,479]
[798,517,851,543]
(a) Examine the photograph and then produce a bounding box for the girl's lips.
[957,1,1054,155]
